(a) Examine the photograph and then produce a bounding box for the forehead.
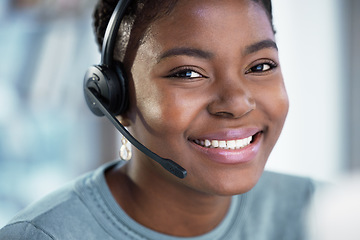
[142,0,273,53]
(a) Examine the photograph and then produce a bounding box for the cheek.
[133,80,202,138]
[274,86,289,124]
[256,81,289,130]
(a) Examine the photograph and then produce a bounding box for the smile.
[193,135,253,150]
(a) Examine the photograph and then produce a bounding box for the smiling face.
[123,0,289,196]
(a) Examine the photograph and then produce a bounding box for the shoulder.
[0,180,76,239]
[249,171,315,210]
[0,172,102,240]
[0,221,55,240]
[237,171,315,239]
[0,161,126,240]
[256,171,315,196]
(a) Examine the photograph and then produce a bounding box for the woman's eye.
[246,61,277,74]
[167,69,204,79]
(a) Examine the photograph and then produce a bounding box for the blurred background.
[0,0,359,228]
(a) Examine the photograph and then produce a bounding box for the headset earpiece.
[84,0,131,117]
[84,63,128,116]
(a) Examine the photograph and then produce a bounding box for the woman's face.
[125,0,289,195]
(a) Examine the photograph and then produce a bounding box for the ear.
[116,114,131,126]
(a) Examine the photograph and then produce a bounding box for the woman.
[0,0,314,239]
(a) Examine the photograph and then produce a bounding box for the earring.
[120,136,132,161]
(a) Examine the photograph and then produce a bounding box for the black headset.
[84,0,131,117]
[83,0,187,179]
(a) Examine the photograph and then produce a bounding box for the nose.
[207,77,256,119]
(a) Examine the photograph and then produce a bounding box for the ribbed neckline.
[88,160,248,240]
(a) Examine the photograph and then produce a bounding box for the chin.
[195,167,265,197]
[216,177,261,196]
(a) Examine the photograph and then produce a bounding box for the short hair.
[93,0,275,62]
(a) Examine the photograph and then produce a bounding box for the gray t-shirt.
[0,161,314,240]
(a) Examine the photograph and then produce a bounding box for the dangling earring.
[120,136,132,161]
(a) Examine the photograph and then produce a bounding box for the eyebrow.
[244,39,278,55]
[158,47,214,62]
[157,39,278,62]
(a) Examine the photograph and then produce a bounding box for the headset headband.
[102,0,132,66]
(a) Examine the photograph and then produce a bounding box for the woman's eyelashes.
[245,59,278,74]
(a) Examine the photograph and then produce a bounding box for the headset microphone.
[83,0,187,179]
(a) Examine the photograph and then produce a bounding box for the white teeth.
[227,140,236,149]
[194,136,253,149]
[219,141,226,148]
[211,140,219,148]
[205,139,211,147]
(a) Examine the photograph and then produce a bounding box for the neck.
[106,159,232,237]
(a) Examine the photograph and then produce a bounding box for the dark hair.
[93,0,274,62]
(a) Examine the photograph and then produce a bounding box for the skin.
[106,0,289,237]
